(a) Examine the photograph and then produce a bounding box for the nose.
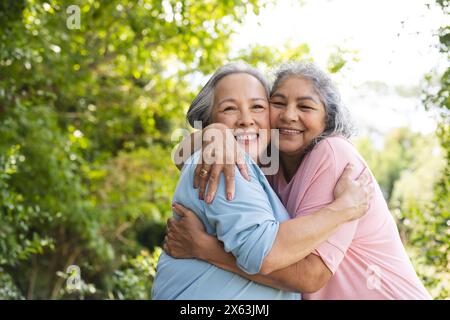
[237,108,255,128]
[280,104,298,123]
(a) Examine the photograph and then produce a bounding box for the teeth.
[280,129,303,135]
[235,134,258,141]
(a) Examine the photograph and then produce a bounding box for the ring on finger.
[199,168,209,178]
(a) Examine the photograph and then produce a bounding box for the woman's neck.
[280,151,305,183]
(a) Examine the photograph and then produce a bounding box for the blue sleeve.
[202,161,280,275]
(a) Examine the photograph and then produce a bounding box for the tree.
[0,0,268,299]
[355,127,447,299]
[410,0,450,299]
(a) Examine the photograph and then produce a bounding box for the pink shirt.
[269,136,431,300]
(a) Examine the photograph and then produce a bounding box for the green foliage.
[355,128,448,299]
[111,248,161,300]
[0,0,268,299]
[0,101,108,299]
[412,0,450,299]
[355,1,449,297]
[356,129,444,203]
[327,47,359,73]
[232,41,356,82]
[0,0,447,300]
[233,42,312,74]
[0,268,24,300]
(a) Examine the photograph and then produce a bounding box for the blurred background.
[0,0,448,299]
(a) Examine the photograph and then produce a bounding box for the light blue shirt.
[152,151,300,300]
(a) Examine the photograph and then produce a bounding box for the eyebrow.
[271,93,319,104]
[217,97,267,106]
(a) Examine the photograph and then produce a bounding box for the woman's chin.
[278,141,306,155]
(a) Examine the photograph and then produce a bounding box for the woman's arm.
[166,205,332,293]
[260,163,372,273]
[199,233,330,293]
[166,164,372,292]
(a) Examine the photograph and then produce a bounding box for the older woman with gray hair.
[152,62,374,299]
[165,62,431,299]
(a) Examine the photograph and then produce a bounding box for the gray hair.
[187,62,270,127]
[271,62,355,149]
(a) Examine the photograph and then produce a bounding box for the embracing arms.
[168,203,335,293]
[165,164,373,293]
[169,124,373,292]
[176,221,330,293]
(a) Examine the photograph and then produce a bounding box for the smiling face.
[269,76,326,157]
[210,73,270,163]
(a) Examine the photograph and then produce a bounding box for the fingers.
[237,163,250,181]
[194,143,213,188]
[204,151,247,203]
[167,217,181,231]
[172,202,197,219]
[193,163,202,189]
[199,162,241,203]
[341,163,354,180]
[356,167,372,185]
[172,202,188,217]
[165,218,181,251]
[163,235,169,253]
[163,234,183,257]
[361,171,375,211]
[205,165,223,204]
[360,170,374,209]
[341,164,372,187]
[366,179,375,199]
[236,151,250,181]
[197,164,212,200]
[364,186,374,211]
[166,228,177,241]
[223,164,235,201]
[355,168,373,208]
[194,163,211,190]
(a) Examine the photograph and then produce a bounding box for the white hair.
[187,62,270,127]
[271,62,355,149]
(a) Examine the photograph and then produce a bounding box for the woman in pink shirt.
[166,62,431,299]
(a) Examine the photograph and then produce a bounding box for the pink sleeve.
[293,138,364,274]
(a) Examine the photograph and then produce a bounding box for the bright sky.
[231,0,449,137]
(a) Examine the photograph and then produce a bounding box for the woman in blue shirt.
[152,62,372,299]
